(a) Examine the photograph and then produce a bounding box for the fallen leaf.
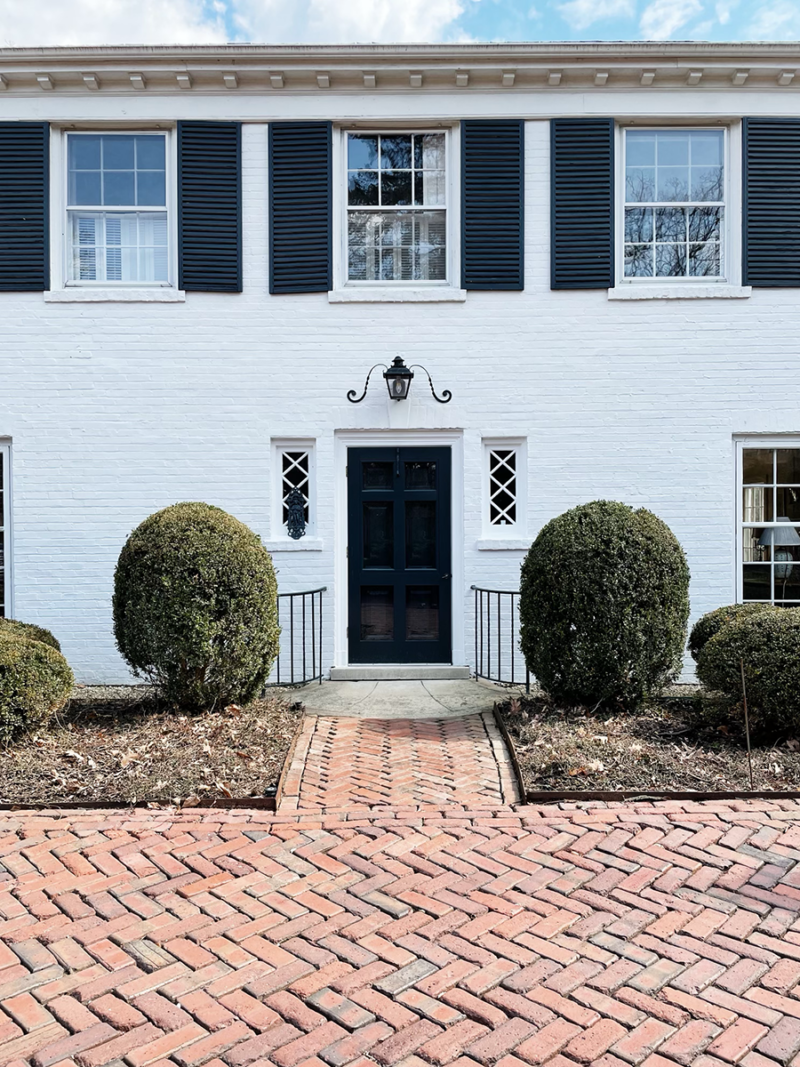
[63,750,84,763]
[182,795,201,808]
[568,767,587,777]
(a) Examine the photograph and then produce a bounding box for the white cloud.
[715,0,739,25]
[231,0,470,43]
[556,0,634,31]
[639,0,703,39]
[747,0,800,39]
[0,0,227,46]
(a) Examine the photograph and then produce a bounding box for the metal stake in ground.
[740,656,754,790]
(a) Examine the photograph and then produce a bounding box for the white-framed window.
[482,438,527,539]
[621,127,726,282]
[65,131,172,286]
[340,129,452,286]
[737,438,800,607]
[0,444,10,618]
[272,440,316,540]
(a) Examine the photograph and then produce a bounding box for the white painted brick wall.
[1,107,798,683]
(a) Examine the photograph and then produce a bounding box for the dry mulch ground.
[497,686,800,793]
[0,686,304,805]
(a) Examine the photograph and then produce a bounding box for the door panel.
[348,447,451,664]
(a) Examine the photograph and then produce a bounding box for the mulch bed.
[0,686,304,805]
[497,687,800,793]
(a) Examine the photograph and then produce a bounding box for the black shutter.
[178,121,241,293]
[461,120,524,290]
[0,123,49,292]
[551,119,614,290]
[269,122,331,294]
[743,118,800,287]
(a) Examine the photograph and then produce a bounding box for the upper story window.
[738,441,800,606]
[66,133,169,285]
[346,131,447,284]
[623,129,725,281]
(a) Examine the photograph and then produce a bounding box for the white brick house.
[1,42,799,683]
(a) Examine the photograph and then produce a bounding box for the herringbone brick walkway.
[0,798,799,1067]
[279,714,519,810]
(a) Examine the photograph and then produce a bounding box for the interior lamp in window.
[759,518,800,580]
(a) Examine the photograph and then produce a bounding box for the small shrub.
[696,608,800,731]
[688,603,777,662]
[0,633,74,744]
[520,500,690,711]
[113,502,280,709]
[0,618,61,652]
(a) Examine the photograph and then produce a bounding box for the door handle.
[441,574,452,580]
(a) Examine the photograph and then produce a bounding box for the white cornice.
[2,42,800,95]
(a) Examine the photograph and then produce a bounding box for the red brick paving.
[280,714,518,809]
[0,730,798,1066]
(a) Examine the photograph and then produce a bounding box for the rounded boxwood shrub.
[0,633,74,744]
[696,608,800,730]
[688,603,777,662]
[0,618,61,652]
[519,500,690,710]
[113,502,280,709]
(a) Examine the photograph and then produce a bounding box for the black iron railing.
[268,587,327,686]
[471,586,530,691]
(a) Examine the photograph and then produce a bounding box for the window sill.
[329,288,467,304]
[476,538,530,551]
[44,289,186,303]
[608,285,752,301]
[264,538,323,553]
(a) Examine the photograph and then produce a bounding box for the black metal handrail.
[471,586,530,691]
[268,586,327,687]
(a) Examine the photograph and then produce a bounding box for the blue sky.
[1,0,799,48]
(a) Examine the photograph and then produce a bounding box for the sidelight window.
[482,439,526,538]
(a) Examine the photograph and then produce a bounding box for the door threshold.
[330,665,471,681]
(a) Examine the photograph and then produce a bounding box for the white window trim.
[0,442,11,619]
[735,435,800,605]
[330,124,465,302]
[47,126,182,300]
[480,437,527,543]
[266,438,322,551]
[613,121,747,298]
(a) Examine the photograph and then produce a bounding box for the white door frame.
[333,429,465,668]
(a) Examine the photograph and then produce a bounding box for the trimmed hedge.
[113,502,280,709]
[696,608,800,731]
[0,633,74,744]
[688,603,777,662]
[0,618,61,652]
[520,500,690,710]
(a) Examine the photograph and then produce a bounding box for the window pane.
[691,166,723,202]
[405,502,436,568]
[657,132,690,166]
[137,170,166,207]
[103,136,135,169]
[691,133,723,166]
[688,207,721,242]
[136,136,165,169]
[363,503,394,568]
[624,244,653,277]
[776,488,800,522]
[380,135,412,168]
[103,170,135,206]
[361,587,393,640]
[69,134,101,169]
[778,450,800,484]
[743,487,773,522]
[68,211,168,283]
[743,528,770,563]
[743,564,771,600]
[655,244,686,276]
[382,171,412,206]
[348,134,378,168]
[416,133,445,169]
[625,208,653,242]
[655,207,686,241]
[406,586,439,641]
[348,172,379,207]
[743,449,774,484]
[70,170,101,206]
[626,132,655,166]
[626,168,655,202]
[689,243,720,277]
[363,461,394,489]
[405,461,436,490]
[415,171,446,206]
[657,166,689,202]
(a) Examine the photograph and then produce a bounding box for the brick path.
[279,714,519,810]
[0,799,799,1067]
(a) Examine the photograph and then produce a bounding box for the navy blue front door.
[348,447,452,664]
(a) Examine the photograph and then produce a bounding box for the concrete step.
[329,665,471,681]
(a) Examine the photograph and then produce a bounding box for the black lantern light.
[347,356,451,404]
